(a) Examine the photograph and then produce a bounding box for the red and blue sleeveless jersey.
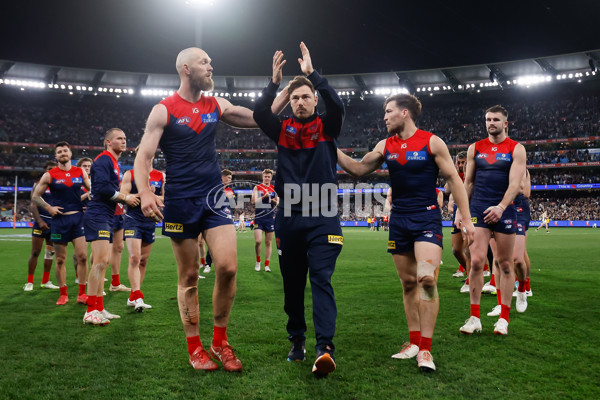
[159,92,222,199]
[384,130,439,214]
[254,183,276,221]
[47,166,85,213]
[471,137,518,206]
[87,151,120,216]
[126,169,165,222]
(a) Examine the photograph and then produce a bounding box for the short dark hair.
[456,151,467,160]
[384,94,422,121]
[485,105,508,118]
[288,76,315,97]
[77,157,93,167]
[44,160,58,170]
[221,169,233,176]
[54,141,70,152]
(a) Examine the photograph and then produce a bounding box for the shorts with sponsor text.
[123,215,156,244]
[84,212,113,243]
[162,196,233,239]
[32,217,52,239]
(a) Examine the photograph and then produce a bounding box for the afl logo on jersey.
[201,112,218,123]
[387,153,399,161]
[477,153,488,159]
[176,116,191,125]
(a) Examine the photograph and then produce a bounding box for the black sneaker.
[312,346,336,377]
[287,337,306,362]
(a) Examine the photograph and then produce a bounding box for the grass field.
[1,227,599,400]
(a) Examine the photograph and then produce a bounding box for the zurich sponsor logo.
[477,153,488,158]
[71,177,82,184]
[406,151,427,161]
[285,126,297,135]
[176,116,191,125]
[201,112,218,123]
[150,181,162,188]
[495,153,512,162]
[387,153,399,161]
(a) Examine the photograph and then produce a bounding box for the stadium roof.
[1,49,599,98]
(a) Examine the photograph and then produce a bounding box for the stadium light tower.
[185,0,218,47]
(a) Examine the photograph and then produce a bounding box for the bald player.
[134,47,287,371]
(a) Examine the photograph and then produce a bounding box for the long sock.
[500,304,511,322]
[489,274,496,286]
[96,296,104,311]
[187,336,202,356]
[525,278,531,291]
[86,295,97,313]
[419,336,432,352]
[465,277,469,285]
[78,284,86,296]
[213,326,228,347]
[458,264,465,272]
[111,274,120,287]
[42,271,50,284]
[409,330,421,346]
[496,289,502,305]
[265,260,270,267]
[59,286,67,296]
[200,257,206,265]
[256,256,261,263]
[483,264,489,271]
[27,274,34,284]
[470,304,480,318]
[518,280,526,292]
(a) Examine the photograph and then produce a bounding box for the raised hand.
[272,50,286,85]
[297,41,314,76]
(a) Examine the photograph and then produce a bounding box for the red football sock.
[200,258,206,265]
[86,295,97,313]
[213,325,228,347]
[96,296,104,311]
[129,290,135,301]
[484,264,489,271]
[517,280,526,292]
[489,274,496,286]
[465,277,470,285]
[42,271,50,284]
[27,274,34,284]
[525,278,531,291]
[419,336,432,352]
[59,286,67,296]
[409,330,421,346]
[130,290,143,300]
[78,284,86,296]
[496,289,502,305]
[470,304,480,318]
[186,336,202,356]
[265,260,270,267]
[256,256,261,263]
[111,274,120,287]
[458,265,465,272]
[500,304,511,322]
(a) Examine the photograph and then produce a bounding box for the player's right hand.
[140,191,163,222]
[272,50,286,85]
[39,220,49,230]
[49,206,64,217]
[126,193,141,207]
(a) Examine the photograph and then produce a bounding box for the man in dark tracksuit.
[253,43,344,377]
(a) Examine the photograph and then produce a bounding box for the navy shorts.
[162,196,233,239]
[32,217,52,239]
[84,212,113,243]
[124,216,156,244]
[112,214,124,231]
[254,218,275,232]
[515,200,531,236]
[470,203,517,234]
[50,212,85,244]
[388,211,443,254]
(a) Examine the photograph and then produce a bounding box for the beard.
[388,121,404,134]
[190,73,214,92]
[487,127,502,136]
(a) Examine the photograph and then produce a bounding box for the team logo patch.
[423,231,434,238]
[285,126,297,134]
[176,116,191,125]
[164,222,184,233]
[406,151,427,161]
[55,179,65,184]
[387,153,399,161]
[124,230,135,237]
[51,233,62,240]
[98,230,110,238]
[503,219,513,224]
[387,240,396,250]
[201,112,218,123]
[495,153,512,162]
[328,235,344,245]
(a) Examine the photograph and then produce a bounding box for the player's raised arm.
[337,139,385,178]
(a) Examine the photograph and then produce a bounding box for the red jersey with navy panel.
[159,92,222,200]
[471,137,518,207]
[48,166,85,213]
[384,130,439,215]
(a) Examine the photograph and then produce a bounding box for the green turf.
[0,227,599,399]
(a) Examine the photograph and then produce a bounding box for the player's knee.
[470,256,485,272]
[400,277,418,293]
[139,257,148,269]
[497,258,512,273]
[215,262,237,281]
[76,253,87,265]
[129,253,141,267]
[416,260,438,300]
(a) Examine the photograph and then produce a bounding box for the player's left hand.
[461,220,476,245]
[483,205,503,224]
[272,50,286,85]
[298,42,314,76]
